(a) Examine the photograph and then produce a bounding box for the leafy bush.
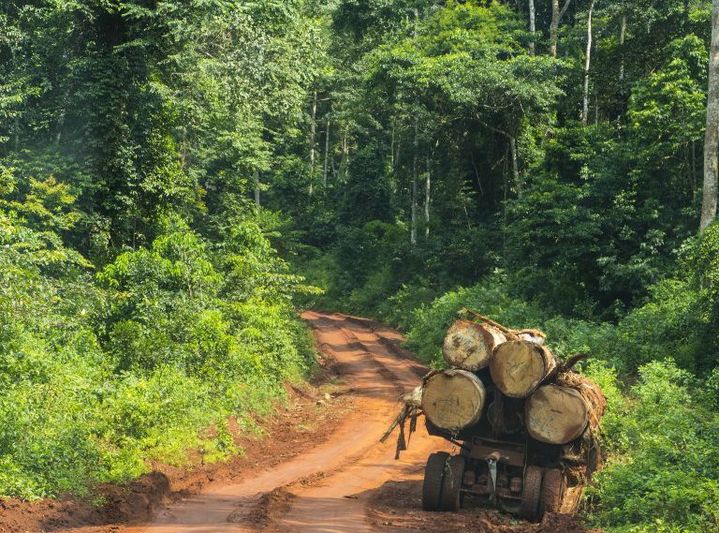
[588,361,719,532]
[0,168,316,499]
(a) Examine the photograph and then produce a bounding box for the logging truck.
[394,310,605,521]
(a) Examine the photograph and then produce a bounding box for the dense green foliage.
[2,1,719,531]
[0,0,325,499]
[0,165,316,498]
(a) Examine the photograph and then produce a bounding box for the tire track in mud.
[125,311,447,532]
[271,316,442,532]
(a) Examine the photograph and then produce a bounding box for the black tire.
[519,465,543,521]
[540,468,565,515]
[439,455,466,512]
[422,452,449,511]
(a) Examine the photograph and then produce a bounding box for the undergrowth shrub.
[587,361,719,532]
[0,168,317,499]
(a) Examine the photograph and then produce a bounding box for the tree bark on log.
[421,370,487,432]
[490,340,557,398]
[459,308,546,343]
[443,319,507,371]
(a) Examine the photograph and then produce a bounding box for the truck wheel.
[439,455,466,512]
[519,465,543,521]
[540,468,565,515]
[422,452,449,511]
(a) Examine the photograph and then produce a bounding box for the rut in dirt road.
[131,311,446,532]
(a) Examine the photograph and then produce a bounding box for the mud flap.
[440,455,466,512]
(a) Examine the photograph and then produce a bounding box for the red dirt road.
[129,311,448,532]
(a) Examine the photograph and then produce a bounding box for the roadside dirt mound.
[233,487,295,529]
[0,472,171,533]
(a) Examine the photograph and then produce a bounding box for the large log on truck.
[442,319,507,371]
[421,370,487,432]
[557,370,606,437]
[524,373,606,445]
[490,340,558,398]
[524,384,588,444]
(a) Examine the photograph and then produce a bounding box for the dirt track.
[127,311,445,532]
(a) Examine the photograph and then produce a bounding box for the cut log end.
[490,340,557,398]
[556,371,607,436]
[442,319,506,371]
[525,384,589,445]
[421,370,487,432]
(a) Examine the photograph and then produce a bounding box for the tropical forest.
[1,1,718,532]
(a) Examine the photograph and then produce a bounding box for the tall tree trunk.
[595,91,599,125]
[309,90,317,195]
[10,47,21,150]
[390,118,395,169]
[410,9,419,246]
[471,151,484,196]
[509,136,520,193]
[550,0,560,57]
[411,120,418,245]
[341,130,349,180]
[425,153,431,237]
[701,0,719,232]
[529,0,536,55]
[254,169,261,206]
[692,140,697,194]
[550,0,572,58]
[503,145,508,255]
[619,14,626,82]
[582,1,595,126]
[323,115,331,187]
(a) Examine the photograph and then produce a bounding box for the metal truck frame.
[421,420,584,521]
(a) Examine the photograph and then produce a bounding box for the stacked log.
[525,384,588,444]
[525,373,606,445]
[442,319,508,371]
[556,370,607,438]
[424,310,604,439]
[421,370,487,432]
[490,340,558,398]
